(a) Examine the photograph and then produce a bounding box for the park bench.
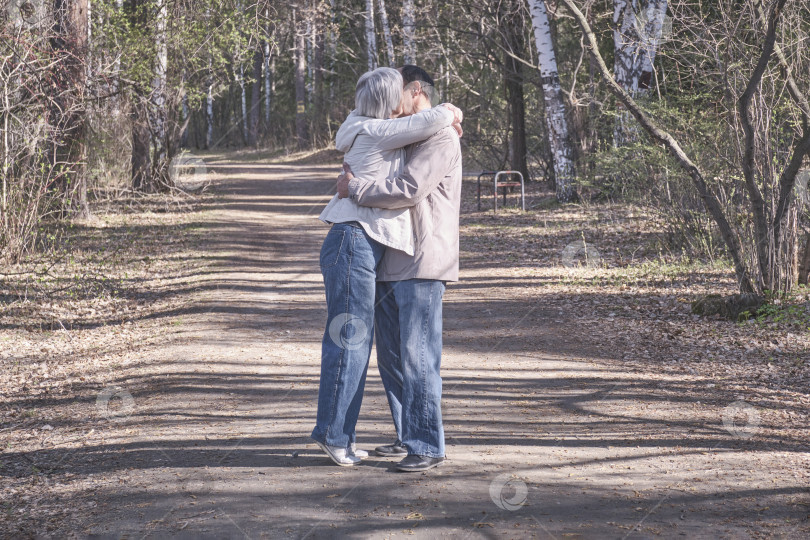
[465,170,526,212]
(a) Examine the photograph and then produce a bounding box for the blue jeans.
[311,222,385,448]
[375,279,446,458]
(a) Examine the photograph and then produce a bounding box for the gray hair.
[355,67,403,119]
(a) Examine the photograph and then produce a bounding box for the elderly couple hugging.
[310,65,463,472]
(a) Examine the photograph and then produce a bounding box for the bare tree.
[128,0,170,192]
[561,0,810,295]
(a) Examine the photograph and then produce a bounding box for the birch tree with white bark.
[377,0,395,66]
[561,0,810,294]
[528,0,577,202]
[402,0,416,64]
[205,62,214,148]
[365,0,377,70]
[149,0,169,187]
[637,0,668,95]
[612,0,641,145]
[612,0,667,144]
[263,25,272,126]
[294,7,309,148]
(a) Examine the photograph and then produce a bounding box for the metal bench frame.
[476,170,525,212]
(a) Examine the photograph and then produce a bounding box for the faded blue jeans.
[374,279,446,458]
[311,222,385,448]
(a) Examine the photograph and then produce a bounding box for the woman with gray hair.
[311,67,462,466]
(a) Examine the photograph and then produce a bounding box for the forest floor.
[1,148,809,539]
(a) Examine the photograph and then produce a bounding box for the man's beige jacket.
[348,124,462,282]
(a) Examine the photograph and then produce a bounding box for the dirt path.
[4,155,809,539]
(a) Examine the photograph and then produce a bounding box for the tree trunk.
[131,99,151,190]
[365,0,377,71]
[377,0,395,66]
[263,39,272,128]
[126,0,169,191]
[312,3,325,143]
[294,8,309,149]
[180,93,189,148]
[528,0,577,202]
[503,2,528,186]
[247,48,262,146]
[85,0,92,83]
[263,9,272,128]
[328,0,338,100]
[50,0,90,216]
[402,0,416,64]
[205,67,214,149]
[112,0,123,114]
[612,0,641,145]
[306,10,313,103]
[148,0,169,190]
[799,233,810,285]
[613,0,640,96]
[637,0,667,95]
[238,64,248,144]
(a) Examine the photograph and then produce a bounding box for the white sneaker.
[348,442,368,459]
[313,439,361,467]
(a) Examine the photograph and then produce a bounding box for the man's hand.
[440,103,463,138]
[440,103,463,125]
[337,162,354,199]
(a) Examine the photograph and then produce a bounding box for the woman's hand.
[337,163,354,199]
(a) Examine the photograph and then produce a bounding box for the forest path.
[68,155,808,539]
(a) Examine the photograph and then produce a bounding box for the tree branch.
[738,0,786,285]
[559,0,756,294]
[753,1,810,126]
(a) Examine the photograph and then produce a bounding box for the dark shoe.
[375,440,408,457]
[396,455,445,472]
